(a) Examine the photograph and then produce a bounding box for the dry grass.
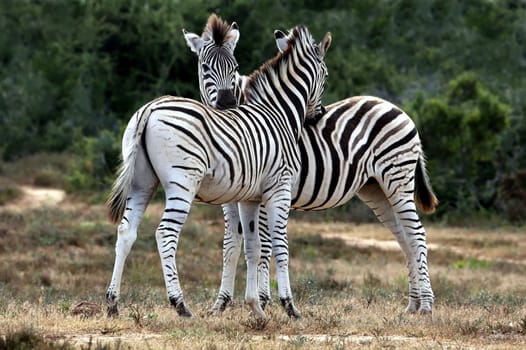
[1,193,525,349]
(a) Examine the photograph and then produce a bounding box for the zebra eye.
[201,63,211,72]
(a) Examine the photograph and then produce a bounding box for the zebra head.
[274,28,331,119]
[183,14,240,110]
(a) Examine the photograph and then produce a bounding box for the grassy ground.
[0,155,526,350]
[0,184,525,349]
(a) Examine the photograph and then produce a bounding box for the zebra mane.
[245,25,312,101]
[204,14,234,46]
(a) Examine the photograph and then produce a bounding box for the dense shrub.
[407,73,511,217]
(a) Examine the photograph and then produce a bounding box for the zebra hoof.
[246,298,266,320]
[280,297,301,319]
[259,295,270,311]
[210,295,231,315]
[170,297,193,317]
[106,304,119,318]
[404,300,420,314]
[176,303,193,317]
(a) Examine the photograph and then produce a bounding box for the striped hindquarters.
[292,96,429,211]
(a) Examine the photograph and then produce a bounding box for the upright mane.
[244,25,310,101]
[203,14,235,46]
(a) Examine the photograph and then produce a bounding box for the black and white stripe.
[105,25,331,320]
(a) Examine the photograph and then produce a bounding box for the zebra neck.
[245,63,309,142]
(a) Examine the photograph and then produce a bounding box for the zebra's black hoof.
[259,295,270,311]
[280,297,301,319]
[170,297,193,317]
[211,295,231,314]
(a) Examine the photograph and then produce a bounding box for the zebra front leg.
[106,185,155,317]
[239,201,265,319]
[212,203,243,313]
[257,205,272,310]
[266,191,301,319]
[156,186,195,317]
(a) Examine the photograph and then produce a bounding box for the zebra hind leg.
[155,184,196,317]
[211,203,243,314]
[390,192,434,314]
[106,181,158,317]
[357,181,422,313]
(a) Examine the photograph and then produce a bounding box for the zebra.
[105,24,332,320]
[185,23,438,314]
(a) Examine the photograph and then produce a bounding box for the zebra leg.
[357,181,421,313]
[239,201,265,319]
[155,182,196,317]
[389,195,434,313]
[266,191,301,319]
[106,154,158,317]
[257,205,272,310]
[211,203,243,313]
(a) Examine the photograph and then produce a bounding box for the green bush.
[407,73,511,217]
[66,129,121,192]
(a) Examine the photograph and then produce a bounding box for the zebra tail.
[106,107,153,224]
[414,156,438,214]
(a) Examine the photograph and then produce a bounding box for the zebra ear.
[319,32,332,57]
[183,29,204,54]
[226,22,240,51]
[274,30,288,52]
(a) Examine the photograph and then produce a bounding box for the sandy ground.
[1,185,66,212]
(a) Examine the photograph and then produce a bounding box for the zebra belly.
[196,172,263,204]
[290,167,366,211]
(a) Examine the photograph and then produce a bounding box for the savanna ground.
[0,155,525,349]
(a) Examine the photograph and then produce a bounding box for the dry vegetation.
[0,183,525,349]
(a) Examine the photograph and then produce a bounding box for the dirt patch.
[322,231,526,267]
[0,185,65,212]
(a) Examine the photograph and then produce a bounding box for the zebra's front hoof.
[280,297,301,319]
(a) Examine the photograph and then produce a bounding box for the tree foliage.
[0,0,525,221]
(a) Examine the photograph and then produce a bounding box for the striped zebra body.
[105,25,331,320]
[186,23,437,314]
